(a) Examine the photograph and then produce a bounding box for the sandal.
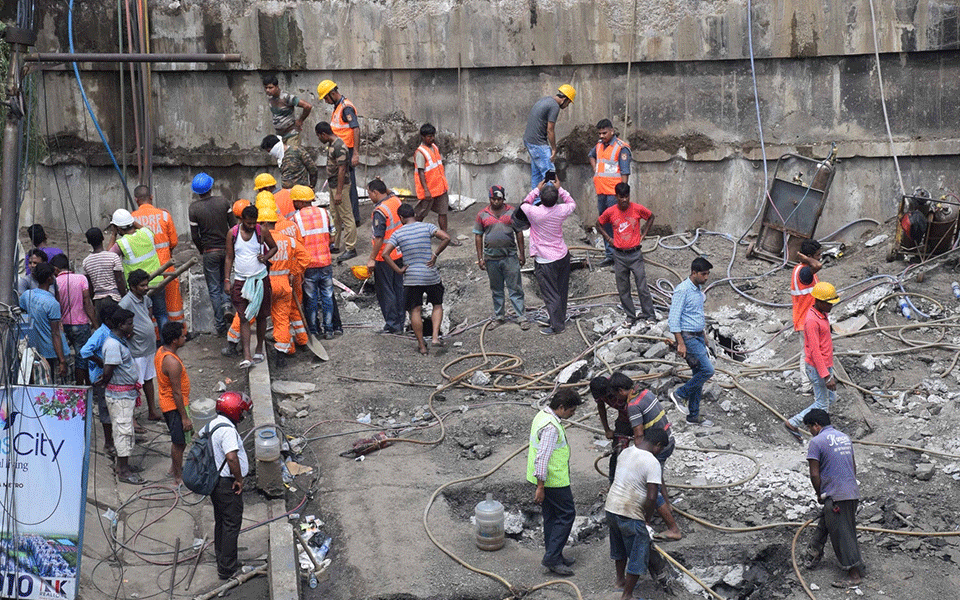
[118,473,146,485]
[831,580,861,589]
[238,359,254,369]
[127,465,144,474]
[448,239,463,247]
[253,353,265,364]
[784,422,804,444]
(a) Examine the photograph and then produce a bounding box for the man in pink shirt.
[50,254,96,384]
[596,182,656,323]
[784,282,839,442]
[520,177,577,335]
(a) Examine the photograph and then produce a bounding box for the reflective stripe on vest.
[331,97,357,148]
[791,263,818,331]
[414,144,448,199]
[593,138,629,195]
[374,196,403,262]
[118,230,163,284]
[295,208,332,268]
[525,409,570,488]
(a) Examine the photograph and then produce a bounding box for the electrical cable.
[866,0,906,197]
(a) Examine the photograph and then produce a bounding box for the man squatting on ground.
[473,185,529,330]
[527,389,583,576]
[595,182,657,324]
[802,409,863,589]
[784,281,840,443]
[668,257,715,426]
[382,203,451,355]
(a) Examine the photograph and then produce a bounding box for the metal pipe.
[183,536,206,591]
[148,256,198,295]
[0,38,27,308]
[26,53,241,63]
[168,537,180,600]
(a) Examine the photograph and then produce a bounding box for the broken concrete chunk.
[470,370,491,386]
[915,463,935,481]
[473,445,492,459]
[557,360,589,384]
[272,380,317,395]
[277,400,300,418]
[643,341,669,359]
[865,233,889,247]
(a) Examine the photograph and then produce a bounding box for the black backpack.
[182,422,231,495]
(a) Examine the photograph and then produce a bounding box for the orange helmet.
[233,199,251,218]
[216,391,252,423]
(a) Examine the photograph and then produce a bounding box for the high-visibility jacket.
[526,409,570,488]
[274,188,296,220]
[593,138,630,195]
[295,207,332,268]
[132,204,178,263]
[117,228,164,285]
[276,216,302,244]
[268,230,311,291]
[414,143,448,199]
[372,195,403,262]
[331,97,358,149]
[790,263,819,331]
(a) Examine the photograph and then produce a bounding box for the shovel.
[292,290,329,361]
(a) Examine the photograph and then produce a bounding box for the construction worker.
[131,185,185,325]
[273,193,310,345]
[317,79,361,226]
[293,185,340,339]
[523,84,576,191]
[260,134,317,191]
[254,172,295,221]
[262,73,312,147]
[316,121,358,263]
[413,123,460,245]
[791,239,823,392]
[188,172,235,335]
[365,179,405,334]
[259,195,310,357]
[110,208,168,329]
[589,119,632,267]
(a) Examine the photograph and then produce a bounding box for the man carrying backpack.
[199,391,252,580]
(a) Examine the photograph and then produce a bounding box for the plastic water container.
[255,428,281,462]
[474,493,505,551]
[191,398,217,434]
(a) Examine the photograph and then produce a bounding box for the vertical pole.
[0,34,28,307]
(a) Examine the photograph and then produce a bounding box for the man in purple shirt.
[520,178,577,335]
[802,409,863,589]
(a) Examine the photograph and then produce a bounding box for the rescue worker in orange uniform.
[588,119,632,267]
[259,196,311,357]
[293,185,343,339]
[790,239,823,393]
[317,79,361,226]
[131,185,185,324]
[365,179,405,334]
[413,123,460,245]
[255,172,296,221]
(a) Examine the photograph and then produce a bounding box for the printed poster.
[0,386,91,600]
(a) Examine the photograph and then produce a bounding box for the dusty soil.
[35,195,960,599]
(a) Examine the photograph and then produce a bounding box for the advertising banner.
[0,386,91,600]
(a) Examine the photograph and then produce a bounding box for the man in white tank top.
[224,205,277,368]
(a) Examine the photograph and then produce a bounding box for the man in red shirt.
[785,282,839,442]
[596,182,656,323]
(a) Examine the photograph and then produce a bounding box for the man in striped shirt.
[82,227,126,316]
[668,257,715,426]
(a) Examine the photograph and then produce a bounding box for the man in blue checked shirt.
[667,257,715,426]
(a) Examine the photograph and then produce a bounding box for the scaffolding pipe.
[26,52,241,63]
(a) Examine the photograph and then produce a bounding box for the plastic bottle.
[255,428,281,462]
[898,297,912,319]
[474,493,505,551]
[952,282,960,300]
[191,398,217,434]
[315,536,332,561]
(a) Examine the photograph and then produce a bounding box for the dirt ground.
[35,195,960,599]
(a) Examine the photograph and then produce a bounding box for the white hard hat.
[110,208,135,227]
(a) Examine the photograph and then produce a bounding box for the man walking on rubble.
[791,239,823,392]
[523,85,576,191]
[668,257,715,426]
[785,282,840,442]
[801,409,863,589]
[526,389,583,576]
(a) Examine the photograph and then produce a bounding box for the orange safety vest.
[267,230,311,290]
[274,188,296,220]
[414,143,448,199]
[790,263,819,331]
[295,206,333,269]
[276,215,302,244]
[132,204,177,265]
[593,138,629,195]
[154,347,190,414]
[373,195,403,262]
[331,97,358,149]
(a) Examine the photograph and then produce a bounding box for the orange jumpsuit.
[132,203,184,323]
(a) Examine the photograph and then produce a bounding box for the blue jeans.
[150,286,168,330]
[676,332,714,419]
[790,364,837,427]
[606,511,651,576]
[303,266,334,335]
[202,250,229,331]
[485,254,525,319]
[597,194,617,259]
[63,323,92,374]
[525,143,554,191]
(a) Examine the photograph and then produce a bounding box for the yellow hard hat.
[811,282,840,304]
[558,84,576,103]
[254,172,277,191]
[290,185,316,202]
[232,199,251,218]
[255,190,277,210]
[258,205,279,223]
[316,79,337,99]
[351,265,371,280]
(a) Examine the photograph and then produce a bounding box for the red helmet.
[217,391,252,423]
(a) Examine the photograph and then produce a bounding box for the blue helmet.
[191,172,214,194]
